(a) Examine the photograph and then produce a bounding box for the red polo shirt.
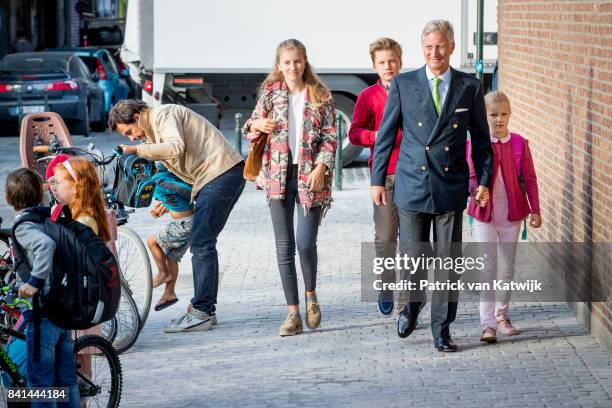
[348,80,402,174]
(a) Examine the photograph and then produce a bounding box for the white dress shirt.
[426,66,452,111]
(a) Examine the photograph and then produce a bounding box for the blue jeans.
[25,316,80,408]
[190,162,245,314]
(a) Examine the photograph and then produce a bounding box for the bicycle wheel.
[101,316,118,344]
[75,335,122,408]
[116,226,152,329]
[112,282,141,355]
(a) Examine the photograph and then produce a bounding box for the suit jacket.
[371,66,493,214]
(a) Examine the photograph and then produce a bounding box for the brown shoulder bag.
[243,134,267,181]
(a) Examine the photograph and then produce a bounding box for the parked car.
[0,52,106,136]
[47,47,130,114]
[107,47,139,98]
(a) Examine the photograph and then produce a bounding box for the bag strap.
[509,133,524,177]
[51,204,64,222]
[510,133,529,241]
[11,208,50,271]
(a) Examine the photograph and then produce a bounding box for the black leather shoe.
[444,337,458,351]
[434,337,457,352]
[397,306,419,338]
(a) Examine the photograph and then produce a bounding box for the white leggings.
[474,219,521,330]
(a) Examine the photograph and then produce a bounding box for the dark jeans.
[25,317,80,408]
[398,209,463,339]
[269,164,322,305]
[190,162,245,314]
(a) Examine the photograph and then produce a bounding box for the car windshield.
[0,55,69,73]
[79,56,98,74]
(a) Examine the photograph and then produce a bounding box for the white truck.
[121,0,498,165]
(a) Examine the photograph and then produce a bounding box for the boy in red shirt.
[349,38,404,316]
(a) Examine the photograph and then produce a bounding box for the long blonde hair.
[260,39,331,107]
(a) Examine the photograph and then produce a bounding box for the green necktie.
[432,77,442,115]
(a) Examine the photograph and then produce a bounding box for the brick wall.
[498,0,612,352]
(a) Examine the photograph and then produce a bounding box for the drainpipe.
[476,0,485,82]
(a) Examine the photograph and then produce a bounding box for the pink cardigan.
[467,133,540,223]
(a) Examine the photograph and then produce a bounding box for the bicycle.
[0,285,123,408]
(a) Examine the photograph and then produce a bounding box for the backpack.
[11,206,120,330]
[112,154,157,208]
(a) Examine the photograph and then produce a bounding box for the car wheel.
[74,102,90,137]
[332,93,362,167]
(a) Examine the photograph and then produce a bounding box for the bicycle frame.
[0,323,27,388]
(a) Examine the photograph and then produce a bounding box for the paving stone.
[0,132,610,407]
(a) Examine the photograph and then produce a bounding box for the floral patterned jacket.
[243,81,337,211]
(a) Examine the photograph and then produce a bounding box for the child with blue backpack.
[147,166,194,312]
[467,91,542,344]
[6,168,80,407]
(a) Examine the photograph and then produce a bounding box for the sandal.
[154,297,179,311]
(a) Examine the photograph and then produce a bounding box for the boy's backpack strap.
[10,207,50,362]
[32,294,43,361]
[11,207,51,272]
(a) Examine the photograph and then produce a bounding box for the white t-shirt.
[288,90,306,164]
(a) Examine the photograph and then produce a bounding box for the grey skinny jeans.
[269,164,322,305]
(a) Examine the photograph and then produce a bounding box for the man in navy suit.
[371,20,494,352]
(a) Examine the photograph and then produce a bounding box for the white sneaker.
[164,308,213,333]
[170,306,217,325]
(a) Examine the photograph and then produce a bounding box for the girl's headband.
[62,160,78,182]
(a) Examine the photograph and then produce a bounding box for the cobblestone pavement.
[0,132,610,408]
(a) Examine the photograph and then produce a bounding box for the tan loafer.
[279,313,303,337]
[305,295,321,330]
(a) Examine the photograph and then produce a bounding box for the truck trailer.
[121,0,498,165]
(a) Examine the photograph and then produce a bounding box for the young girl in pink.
[467,91,542,343]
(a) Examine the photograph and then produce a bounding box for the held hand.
[252,118,276,134]
[150,201,167,218]
[119,144,138,155]
[530,214,542,228]
[308,164,326,192]
[18,283,39,298]
[371,186,387,206]
[475,186,490,208]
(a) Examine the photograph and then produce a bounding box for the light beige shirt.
[136,105,243,201]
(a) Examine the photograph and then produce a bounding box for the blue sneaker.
[377,294,394,316]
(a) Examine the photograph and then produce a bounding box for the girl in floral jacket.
[243,38,337,336]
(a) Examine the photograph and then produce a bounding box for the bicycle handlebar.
[0,285,32,310]
[33,145,50,153]
[33,145,123,166]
